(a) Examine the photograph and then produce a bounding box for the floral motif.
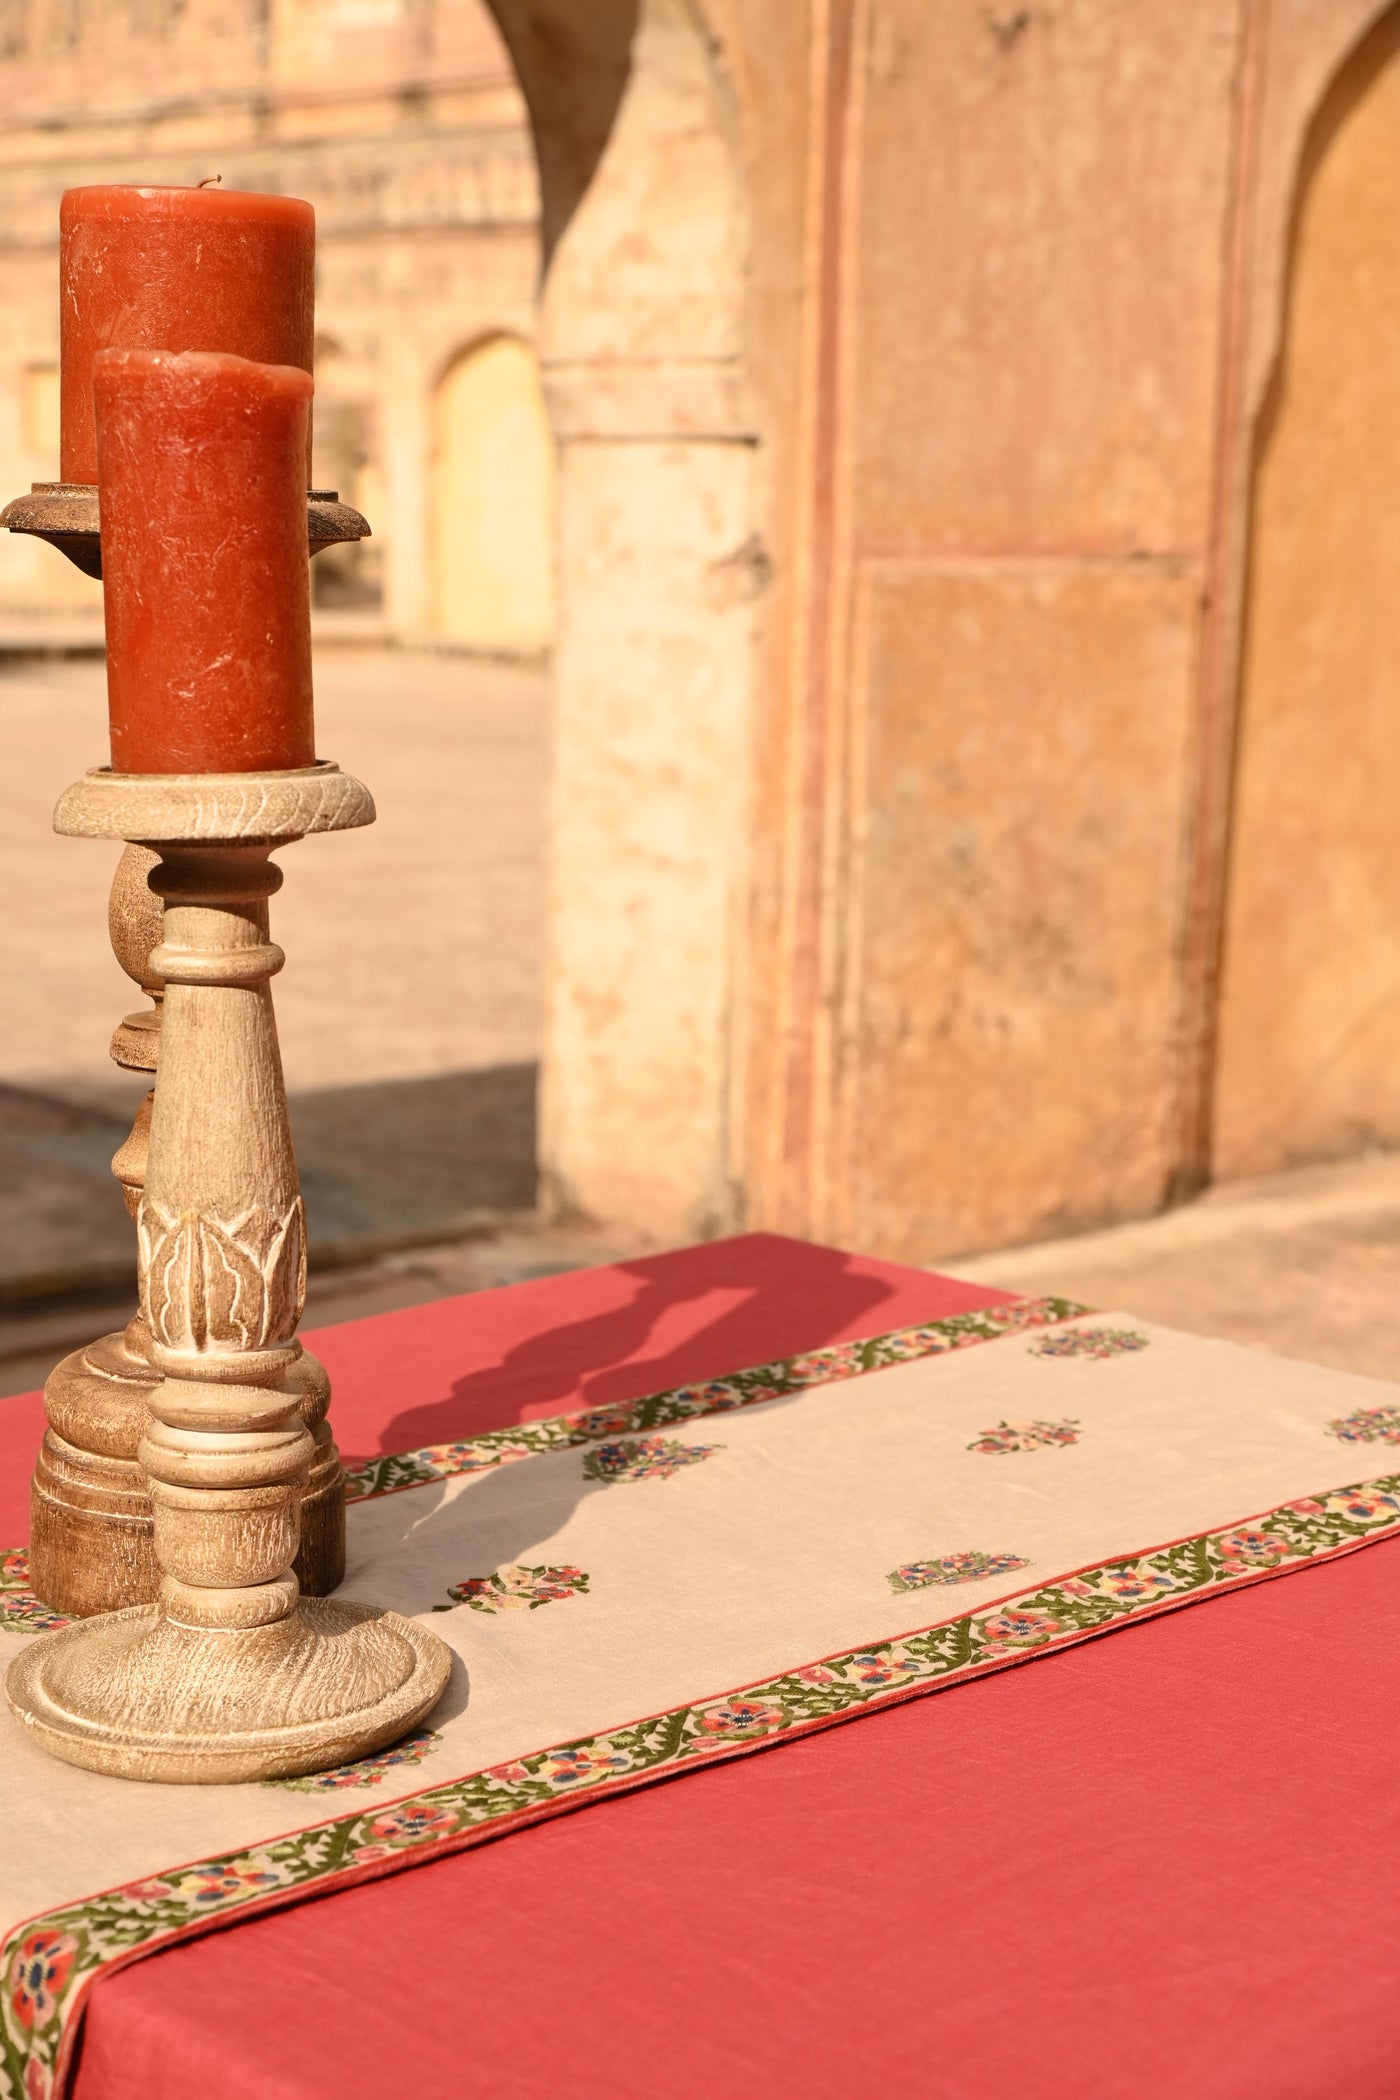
[1317,1486,1400,1525]
[538,1746,633,1787]
[166,1863,286,1907]
[0,1555,69,1638]
[694,1697,785,1737]
[887,1551,1030,1593]
[437,1565,589,1614]
[845,1651,925,1686]
[1029,1326,1149,1361]
[263,1730,443,1793]
[581,1438,720,1484]
[8,1467,1400,2100]
[1215,1527,1291,1570]
[7,1936,75,2034]
[968,1419,1079,1455]
[139,1197,306,1356]
[1092,1564,1180,1603]
[360,1804,457,1848]
[343,1297,1090,1500]
[1327,1405,1400,1447]
[0,1597,69,1636]
[980,1608,1063,1647]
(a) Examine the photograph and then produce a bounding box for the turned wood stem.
[136,841,313,1632]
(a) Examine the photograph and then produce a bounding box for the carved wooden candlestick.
[7,764,450,1783]
[28,844,346,1617]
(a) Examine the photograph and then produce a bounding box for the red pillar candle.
[95,349,315,774]
[60,186,314,487]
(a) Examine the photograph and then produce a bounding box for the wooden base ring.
[5,1598,453,1785]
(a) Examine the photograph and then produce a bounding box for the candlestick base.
[5,1596,453,1785]
[0,482,370,580]
[29,1336,347,1616]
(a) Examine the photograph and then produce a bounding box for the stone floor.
[947,1148,1400,1384]
[0,644,548,1305]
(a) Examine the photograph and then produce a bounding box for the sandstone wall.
[511,0,1400,1258]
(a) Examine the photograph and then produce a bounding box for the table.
[5,1233,1398,2097]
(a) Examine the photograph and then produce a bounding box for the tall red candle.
[95,349,315,774]
[61,186,314,486]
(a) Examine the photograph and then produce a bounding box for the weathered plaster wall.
[816,1,1240,1258]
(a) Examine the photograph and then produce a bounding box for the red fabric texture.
[72,1537,1400,2100]
[10,1233,1395,2094]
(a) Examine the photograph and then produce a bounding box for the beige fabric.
[2,1313,1395,1936]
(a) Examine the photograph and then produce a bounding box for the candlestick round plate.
[0,482,370,580]
[53,761,375,843]
[5,1597,454,1784]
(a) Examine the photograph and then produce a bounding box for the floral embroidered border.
[6,1466,1400,2100]
[341,1297,1090,1502]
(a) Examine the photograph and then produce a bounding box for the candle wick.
[198,174,223,188]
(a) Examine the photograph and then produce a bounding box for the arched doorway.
[1214,9,1400,1179]
[430,333,555,653]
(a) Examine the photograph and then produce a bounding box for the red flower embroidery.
[1216,1528,1288,1569]
[363,1804,457,1847]
[9,1930,77,2031]
[696,1697,784,1737]
[980,1608,1061,1647]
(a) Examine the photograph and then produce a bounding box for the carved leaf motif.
[140,1198,307,1352]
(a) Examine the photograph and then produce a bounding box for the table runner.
[5,1263,1400,2099]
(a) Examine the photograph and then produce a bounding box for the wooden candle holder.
[28,842,347,1618]
[7,763,450,1783]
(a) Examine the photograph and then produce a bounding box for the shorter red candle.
[95,349,315,774]
[61,185,314,486]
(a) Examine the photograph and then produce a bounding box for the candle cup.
[0,483,370,582]
[6,766,451,1784]
[3,186,370,577]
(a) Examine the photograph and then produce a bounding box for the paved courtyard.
[0,645,550,1312]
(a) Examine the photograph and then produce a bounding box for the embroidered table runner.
[5,1296,1400,2100]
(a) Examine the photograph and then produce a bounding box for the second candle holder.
[6,762,451,1783]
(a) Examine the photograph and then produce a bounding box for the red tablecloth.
[8,1233,1396,2098]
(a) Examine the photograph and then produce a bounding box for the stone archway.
[486,0,762,1239]
[430,333,555,653]
[1213,7,1400,1178]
